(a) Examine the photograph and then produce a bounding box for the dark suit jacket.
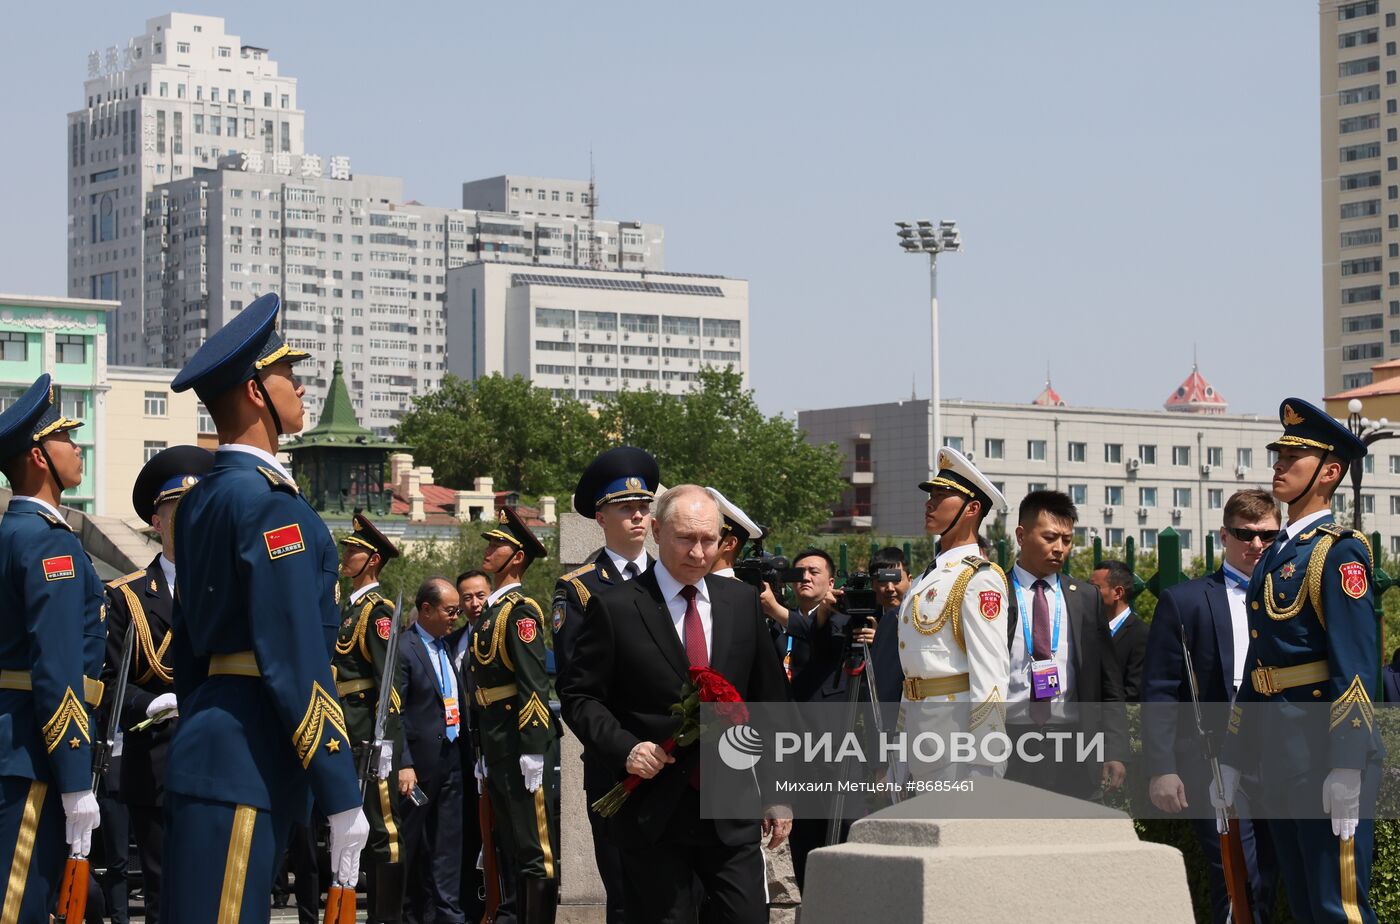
[559,568,790,849]
[1110,613,1150,704]
[399,626,470,788]
[1005,572,1129,763]
[1142,571,1237,786]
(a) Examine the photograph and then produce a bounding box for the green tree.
[595,367,845,534]
[394,374,602,495]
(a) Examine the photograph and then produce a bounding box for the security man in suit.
[333,512,404,923]
[897,447,1010,781]
[472,507,559,924]
[0,373,106,921]
[550,446,657,923]
[1217,398,1384,923]
[104,444,214,924]
[163,292,369,923]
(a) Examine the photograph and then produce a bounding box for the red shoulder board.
[516,617,538,644]
[42,555,75,582]
[978,589,1002,620]
[1339,561,1368,599]
[376,616,392,640]
[263,524,305,560]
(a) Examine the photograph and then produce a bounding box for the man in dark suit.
[560,485,791,924]
[1089,559,1149,702]
[1004,490,1128,800]
[1146,490,1281,922]
[103,446,213,924]
[399,576,467,924]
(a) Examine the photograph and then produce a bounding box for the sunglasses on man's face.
[1225,527,1280,543]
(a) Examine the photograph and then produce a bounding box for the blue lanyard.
[1012,573,1062,656]
[422,629,454,698]
[1110,614,1129,638]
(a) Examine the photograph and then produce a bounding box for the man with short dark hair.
[866,547,911,709]
[1089,559,1148,702]
[456,570,491,625]
[1004,490,1128,799]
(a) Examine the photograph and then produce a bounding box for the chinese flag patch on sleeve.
[263,524,306,560]
[42,556,75,582]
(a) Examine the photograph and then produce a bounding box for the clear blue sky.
[0,2,1320,419]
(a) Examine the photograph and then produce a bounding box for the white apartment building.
[800,371,1400,553]
[67,13,304,365]
[445,262,749,402]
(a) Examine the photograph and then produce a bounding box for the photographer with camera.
[866,547,912,710]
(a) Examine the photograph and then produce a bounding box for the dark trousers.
[1188,814,1277,923]
[128,805,165,924]
[588,809,627,923]
[95,774,129,924]
[1004,724,1102,801]
[1272,817,1375,924]
[461,770,521,924]
[402,742,465,924]
[280,820,321,924]
[0,775,65,924]
[164,792,294,924]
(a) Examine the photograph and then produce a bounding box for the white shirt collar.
[654,561,709,605]
[935,542,980,571]
[218,443,293,481]
[349,580,380,606]
[712,566,736,579]
[1012,562,1061,592]
[158,554,176,594]
[604,547,647,578]
[1221,562,1250,589]
[12,495,65,522]
[1109,608,1132,633]
[487,581,520,608]
[1285,508,1331,541]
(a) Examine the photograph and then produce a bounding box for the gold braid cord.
[1264,534,1334,625]
[119,583,173,684]
[334,599,373,657]
[42,688,89,753]
[292,682,348,768]
[968,686,1005,731]
[570,577,590,609]
[1330,675,1375,733]
[517,691,552,731]
[472,600,516,669]
[911,562,978,641]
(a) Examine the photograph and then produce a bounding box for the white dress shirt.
[348,580,380,607]
[415,623,459,703]
[1221,563,1251,694]
[217,442,293,481]
[653,562,712,661]
[1007,564,1076,703]
[1284,508,1330,542]
[486,581,520,609]
[12,495,65,521]
[1108,607,1132,637]
[158,554,176,597]
[711,566,736,579]
[603,547,647,579]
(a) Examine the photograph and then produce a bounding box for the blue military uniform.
[0,374,106,922]
[162,293,362,923]
[1223,398,1384,924]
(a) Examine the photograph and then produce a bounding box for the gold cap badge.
[1282,404,1304,427]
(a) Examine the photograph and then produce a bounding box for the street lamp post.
[896,220,962,477]
[1346,397,1399,531]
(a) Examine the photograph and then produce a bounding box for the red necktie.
[680,584,708,669]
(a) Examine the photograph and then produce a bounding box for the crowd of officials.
[0,287,1385,924]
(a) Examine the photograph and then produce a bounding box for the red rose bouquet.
[591,667,748,817]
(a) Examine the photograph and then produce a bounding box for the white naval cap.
[705,487,763,541]
[919,446,1006,514]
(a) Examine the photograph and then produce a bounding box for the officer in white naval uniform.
[897,448,1011,780]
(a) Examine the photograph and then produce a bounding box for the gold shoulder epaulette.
[364,590,385,605]
[561,563,597,582]
[256,465,299,493]
[107,569,146,590]
[36,510,66,528]
[961,555,990,570]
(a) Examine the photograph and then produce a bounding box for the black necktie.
[624,561,640,580]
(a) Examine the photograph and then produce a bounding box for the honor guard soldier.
[0,374,105,920]
[104,445,213,924]
[473,507,560,924]
[333,512,404,923]
[1217,399,1383,923]
[897,448,1010,780]
[162,292,369,923]
[707,486,763,581]
[552,446,658,923]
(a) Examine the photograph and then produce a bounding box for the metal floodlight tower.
[896,219,962,479]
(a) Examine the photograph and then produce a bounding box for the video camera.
[733,540,805,599]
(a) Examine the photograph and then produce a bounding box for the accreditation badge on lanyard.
[436,645,461,729]
[1011,574,1062,702]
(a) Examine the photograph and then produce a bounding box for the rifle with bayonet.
[56,621,136,923]
[1181,624,1253,923]
[326,590,405,924]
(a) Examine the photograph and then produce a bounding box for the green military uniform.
[470,506,559,921]
[332,513,404,920]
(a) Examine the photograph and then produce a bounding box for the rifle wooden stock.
[324,884,356,924]
[479,788,502,924]
[54,857,89,923]
[1220,809,1254,923]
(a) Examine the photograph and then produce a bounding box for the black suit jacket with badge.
[105,555,177,806]
[332,586,403,759]
[470,587,559,770]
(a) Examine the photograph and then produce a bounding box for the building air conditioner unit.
[1200,463,1212,476]
[1170,508,1183,520]
[1136,507,1150,518]
[1101,506,1114,520]
[1235,464,1249,478]
[1126,458,1142,472]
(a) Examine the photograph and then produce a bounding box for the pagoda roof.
[1031,382,1065,407]
[1164,366,1227,412]
[285,359,410,452]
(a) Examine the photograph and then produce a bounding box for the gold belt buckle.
[1252,666,1278,696]
[474,687,489,707]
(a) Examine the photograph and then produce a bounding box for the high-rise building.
[1322,0,1400,394]
[67,13,304,366]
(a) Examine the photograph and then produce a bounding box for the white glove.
[1208,764,1240,835]
[376,742,393,781]
[1323,768,1363,841]
[474,756,488,794]
[520,754,544,793]
[60,790,100,858]
[145,692,178,722]
[326,807,370,886]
